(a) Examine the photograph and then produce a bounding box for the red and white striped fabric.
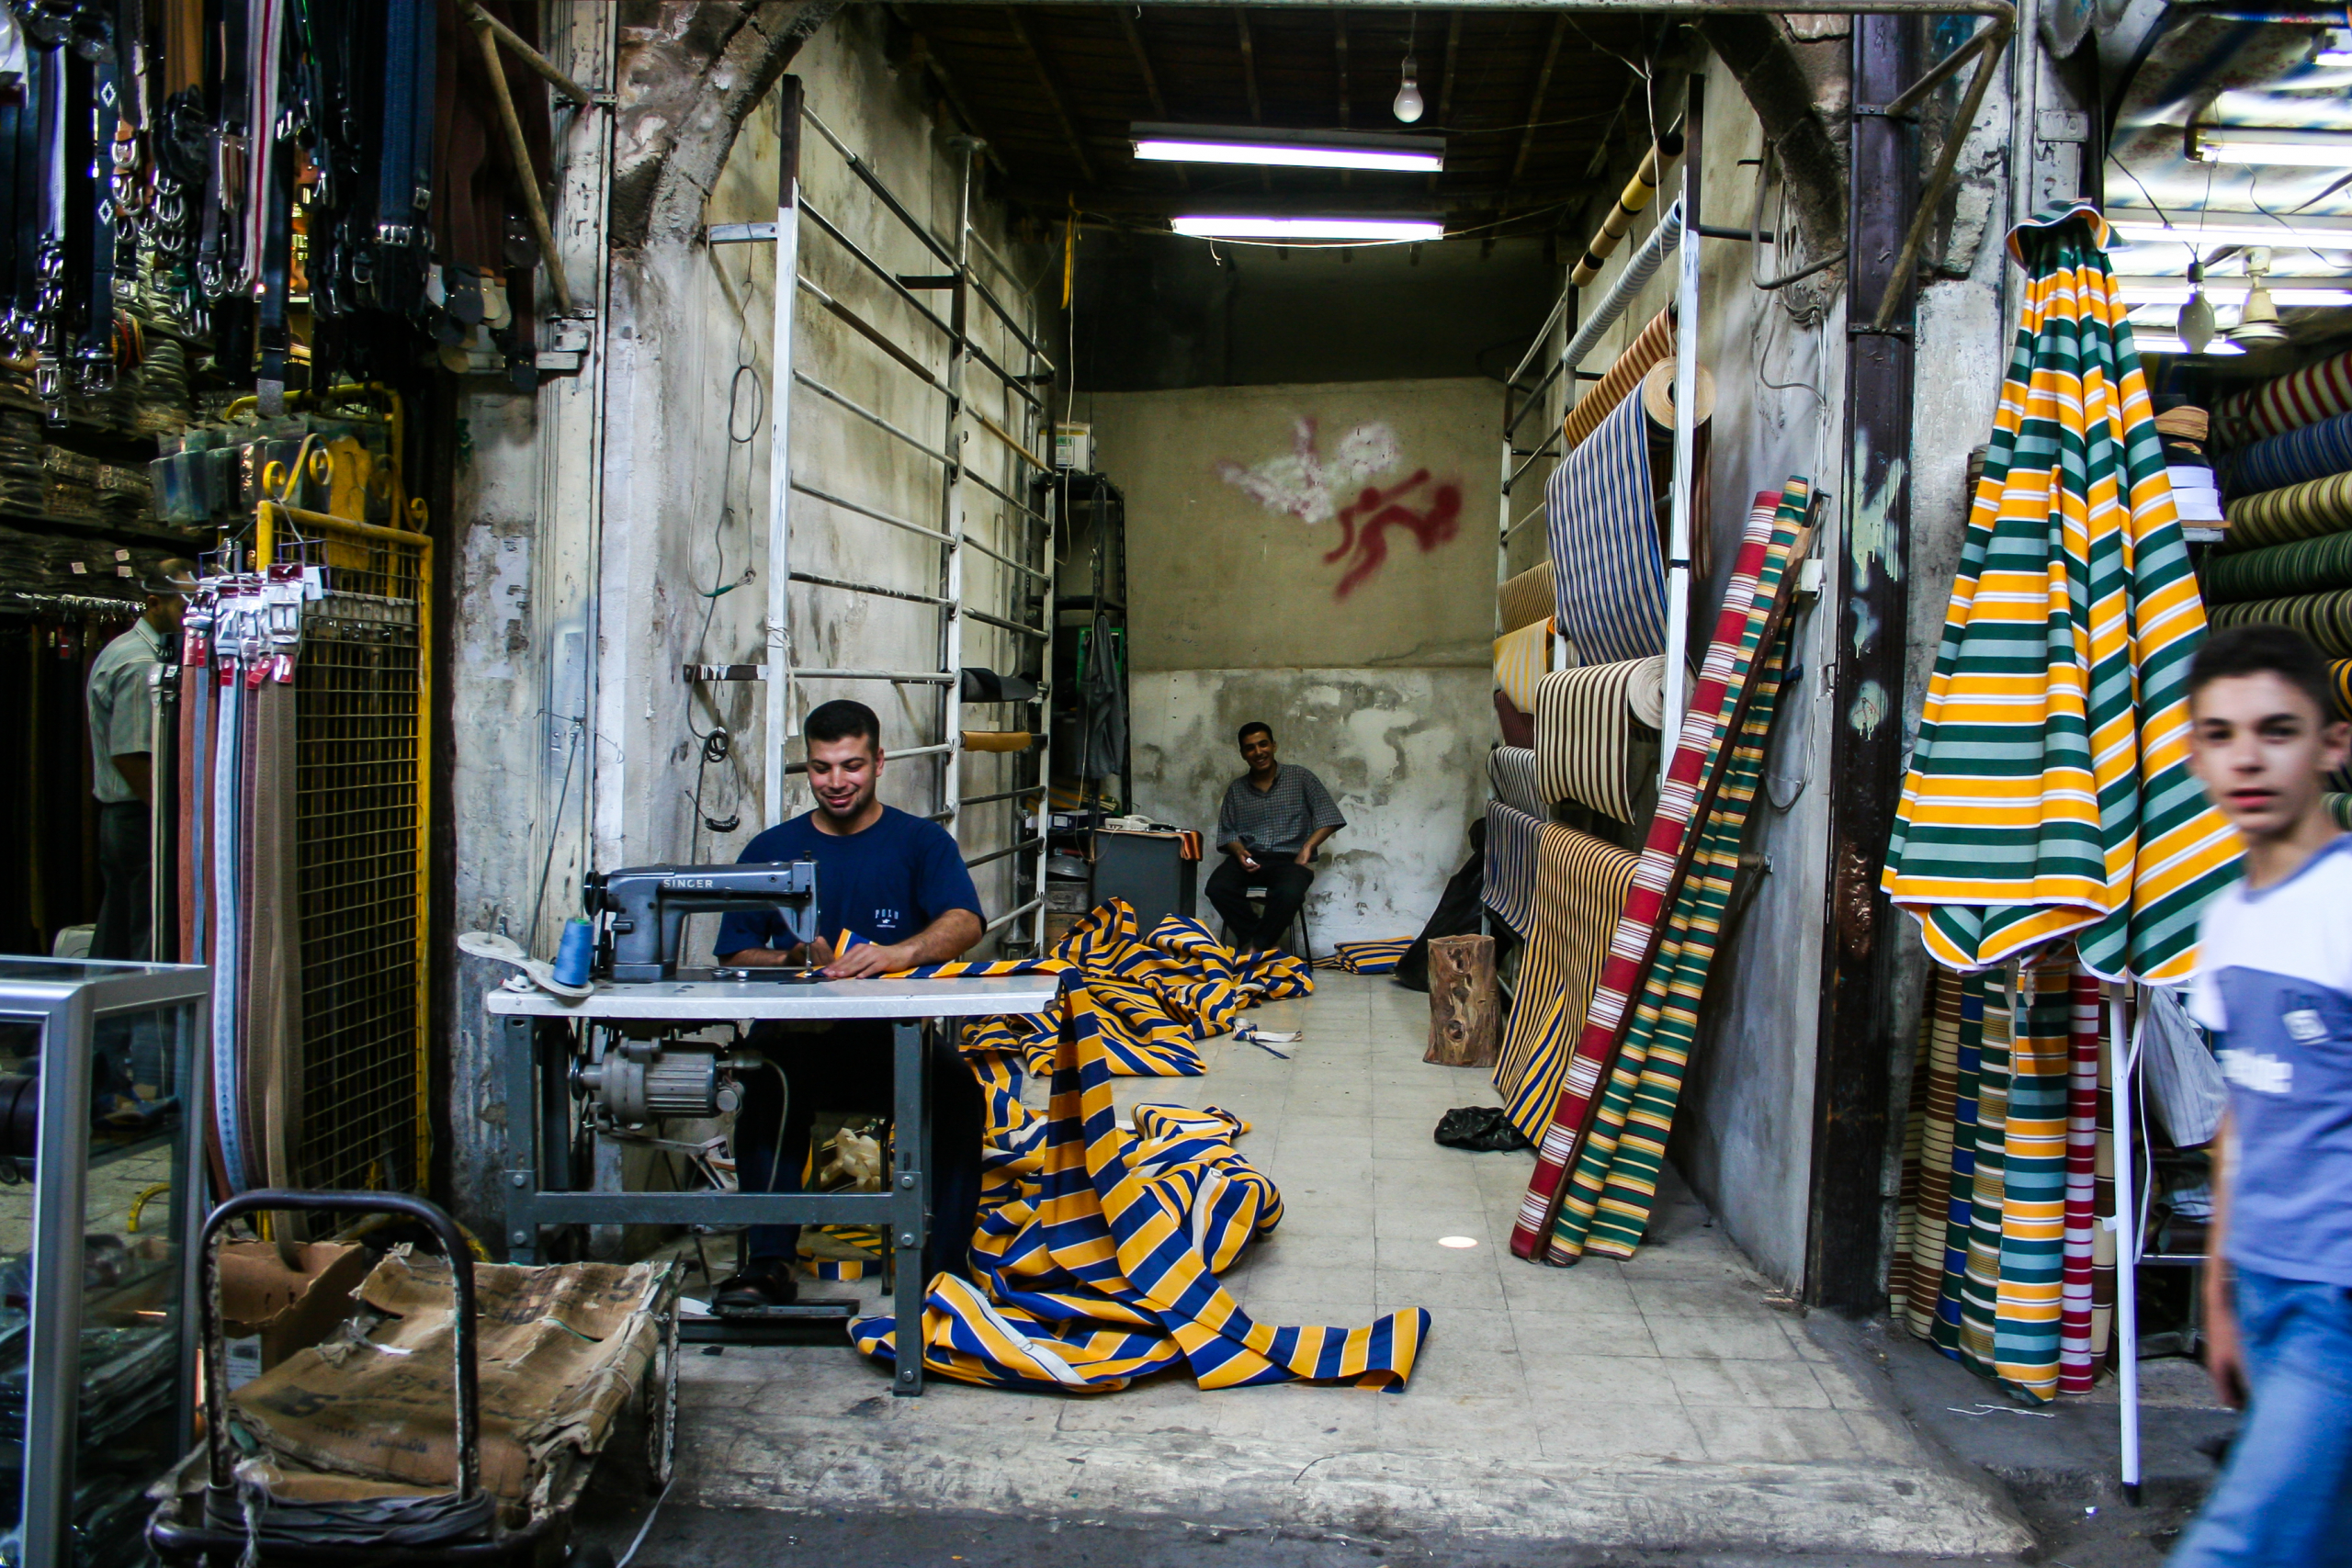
[2213,344,2352,447]
[2060,972,2103,1394]
[1509,488,1789,1260]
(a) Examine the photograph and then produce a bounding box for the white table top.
[483,973,1063,1021]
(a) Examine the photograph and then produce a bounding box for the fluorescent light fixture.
[2321,48,2352,66]
[2110,217,2352,252]
[1132,123,1444,173]
[1170,214,1446,241]
[2130,333,2246,355]
[2194,127,2352,166]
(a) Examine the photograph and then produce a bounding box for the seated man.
[714,698,985,1308]
[1205,721,1346,954]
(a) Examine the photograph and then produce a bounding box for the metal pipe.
[967,606,1050,639]
[467,13,574,315]
[801,105,959,268]
[789,569,948,607]
[791,478,954,545]
[764,79,805,827]
[797,273,944,388]
[1871,17,2012,331]
[962,466,1049,525]
[966,836,1044,871]
[2111,986,2144,1505]
[800,198,956,340]
[1662,73,1702,764]
[977,409,1049,471]
[940,145,977,858]
[965,525,1055,581]
[963,784,1045,807]
[795,370,955,466]
[782,739,955,774]
[1571,134,1682,288]
[793,668,957,684]
[985,895,1046,934]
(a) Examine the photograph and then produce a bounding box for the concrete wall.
[1079,378,1500,946]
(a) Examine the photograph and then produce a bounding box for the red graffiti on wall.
[1322,470,1464,599]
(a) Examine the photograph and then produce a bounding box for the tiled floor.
[673,974,2030,1556]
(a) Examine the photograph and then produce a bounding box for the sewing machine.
[582,860,820,981]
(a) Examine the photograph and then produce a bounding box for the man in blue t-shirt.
[711,699,984,1308]
[2170,626,2352,1568]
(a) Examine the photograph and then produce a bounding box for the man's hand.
[824,939,912,979]
[2203,1264,2247,1408]
[1294,849,1313,866]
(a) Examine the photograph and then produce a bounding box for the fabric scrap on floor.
[1316,939,1413,974]
[850,959,1428,1393]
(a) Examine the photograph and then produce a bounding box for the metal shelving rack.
[704,77,1057,953]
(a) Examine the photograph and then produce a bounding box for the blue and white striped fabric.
[1483,801,1543,938]
[1547,389,1666,664]
[2222,408,2352,498]
[1488,744,1545,817]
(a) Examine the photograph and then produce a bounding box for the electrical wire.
[613,1477,676,1568]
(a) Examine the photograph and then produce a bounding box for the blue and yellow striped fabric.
[1546,389,1667,665]
[2221,408,2352,498]
[1481,800,1544,941]
[1315,940,1413,974]
[966,899,1312,1078]
[1882,201,2239,985]
[849,959,1429,1393]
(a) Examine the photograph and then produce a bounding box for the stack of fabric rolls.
[2204,346,2352,654]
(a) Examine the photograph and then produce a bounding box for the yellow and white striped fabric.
[1498,560,1555,634]
[1493,618,1555,716]
[1881,200,2239,984]
[849,959,1429,1393]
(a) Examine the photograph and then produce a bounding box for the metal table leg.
[890,1018,927,1394]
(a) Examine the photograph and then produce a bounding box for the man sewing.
[1206,722,1346,954]
[712,698,985,1309]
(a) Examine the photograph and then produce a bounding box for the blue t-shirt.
[713,806,982,957]
[2188,833,2352,1288]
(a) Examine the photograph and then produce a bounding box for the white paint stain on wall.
[1213,416,1403,525]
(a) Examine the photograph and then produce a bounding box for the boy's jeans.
[2170,1266,2352,1567]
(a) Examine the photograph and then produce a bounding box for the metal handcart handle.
[198,1190,481,1502]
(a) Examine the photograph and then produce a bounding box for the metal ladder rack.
[704,77,1057,953]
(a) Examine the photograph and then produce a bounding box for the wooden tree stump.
[1424,934,1498,1066]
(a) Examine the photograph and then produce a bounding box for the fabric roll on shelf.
[1638,358,1715,434]
[2212,343,2352,447]
[1481,801,1544,940]
[1498,560,1555,635]
[1547,393,1668,665]
[1487,745,1544,818]
[1494,688,1534,749]
[1561,308,1675,455]
[1532,657,1671,824]
[2220,469,2352,552]
[2219,407,2352,498]
[2333,659,2352,720]
[2206,588,2352,656]
[2329,793,2352,829]
[1488,819,1644,1144]
[1493,617,1555,716]
[2200,528,2352,604]
[960,729,1035,753]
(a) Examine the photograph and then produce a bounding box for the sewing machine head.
[582,861,820,981]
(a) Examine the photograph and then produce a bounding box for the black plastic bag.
[1432,1106,1532,1152]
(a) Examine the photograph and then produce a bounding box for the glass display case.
[0,959,208,1568]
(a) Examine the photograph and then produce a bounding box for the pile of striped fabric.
[850,958,1428,1393]
[1891,960,2119,1402]
[965,898,1312,1077]
[1315,939,1414,975]
[2207,346,2352,656]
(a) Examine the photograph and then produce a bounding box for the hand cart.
[147,1190,674,1567]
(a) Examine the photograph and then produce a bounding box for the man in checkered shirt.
[1209,722,1346,953]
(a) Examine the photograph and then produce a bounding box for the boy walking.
[2173,624,2352,1568]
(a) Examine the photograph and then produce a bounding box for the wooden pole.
[1425,935,1498,1067]
[469,14,575,317]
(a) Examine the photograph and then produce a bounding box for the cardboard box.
[219,1240,374,1387]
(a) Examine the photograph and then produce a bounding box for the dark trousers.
[91,801,151,962]
[735,1020,985,1282]
[1205,849,1313,951]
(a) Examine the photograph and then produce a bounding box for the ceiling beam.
[1234,7,1263,124]
[888,6,1009,175]
[1117,8,1184,189]
[1001,5,1097,186]
[1509,15,1571,187]
[1437,13,1462,127]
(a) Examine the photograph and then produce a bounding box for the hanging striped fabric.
[1482,801,1544,939]
[1548,634,1791,1262]
[2203,527,2352,603]
[1488,823,1644,1144]
[851,960,1428,1393]
[1547,391,1667,665]
[1511,487,1807,1255]
[1498,559,1555,634]
[1957,976,2012,1379]
[2061,969,2103,1394]
[1894,966,1969,1337]
[1487,745,1545,818]
[1882,202,2238,986]
[2212,343,2352,447]
[1493,618,1555,715]
[2220,407,2352,497]
[1562,308,1675,453]
[2222,469,2352,550]
[1996,958,2073,1400]
[1316,940,1413,974]
[1930,973,1988,1359]
[1533,657,1668,824]
[2208,588,2352,656]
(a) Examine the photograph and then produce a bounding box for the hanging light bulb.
[2230,246,2289,347]
[1394,13,1424,123]
[2177,261,2215,354]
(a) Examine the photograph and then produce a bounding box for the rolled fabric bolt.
[1639,358,1715,434]
[1569,136,1682,288]
[1562,308,1674,454]
[553,919,594,987]
[1498,559,1554,634]
[959,729,1034,753]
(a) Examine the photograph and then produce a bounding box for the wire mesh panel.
[293,584,424,1192]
